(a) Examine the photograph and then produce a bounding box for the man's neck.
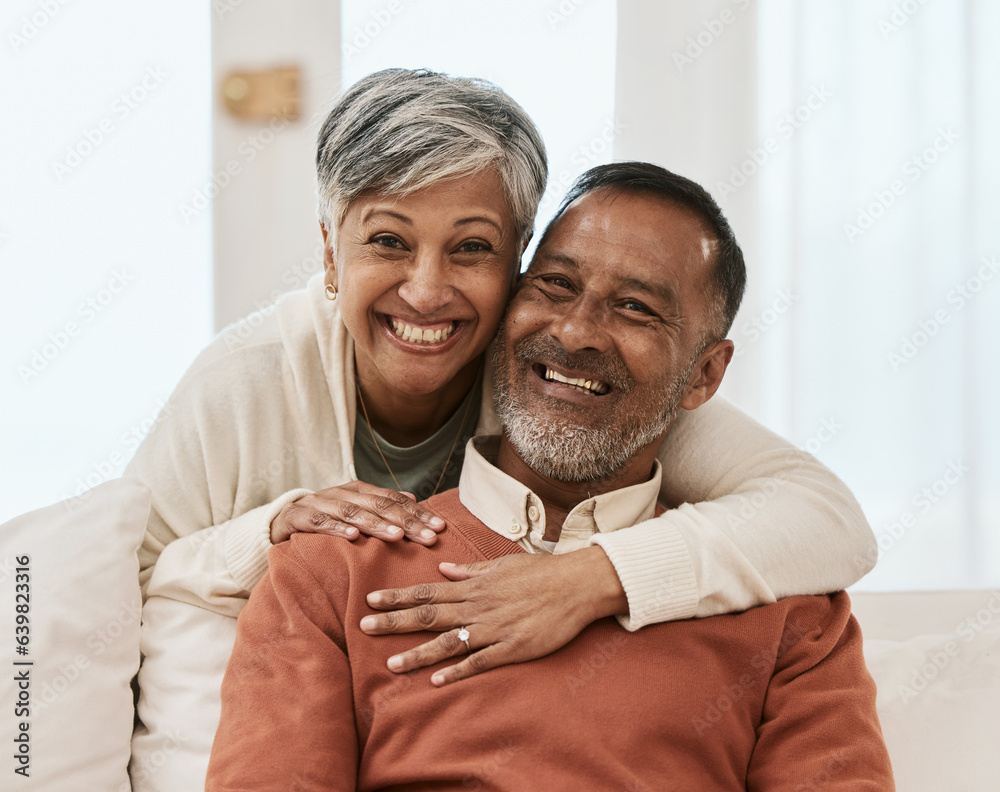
[495,437,661,541]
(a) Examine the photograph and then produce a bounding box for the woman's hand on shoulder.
[359,546,629,685]
[269,481,446,545]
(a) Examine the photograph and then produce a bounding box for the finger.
[282,503,361,539]
[359,601,460,635]
[366,579,470,610]
[345,483,446,531]
[437,560,498,581]
[314,497,406,541]
[430,644,506,686]
[363,493,448,544]
[384,628,471,673]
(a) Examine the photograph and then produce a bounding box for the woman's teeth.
[542,366,610,395]
[390,318,456,345]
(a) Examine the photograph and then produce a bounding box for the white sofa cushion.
[0,477,150,792]
[862,591,1000,792]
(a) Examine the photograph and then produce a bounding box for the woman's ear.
[679,339,735,411]
[320,222,338,290]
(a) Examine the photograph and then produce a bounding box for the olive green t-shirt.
[352,380,482,501]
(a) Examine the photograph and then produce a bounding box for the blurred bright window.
[0,1,212,520]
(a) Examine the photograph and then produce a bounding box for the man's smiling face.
[494,186,723,483]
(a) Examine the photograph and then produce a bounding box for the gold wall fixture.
[221,65,301,121]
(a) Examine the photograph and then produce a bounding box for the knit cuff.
[590,518,699,631]
[225,488,313,593]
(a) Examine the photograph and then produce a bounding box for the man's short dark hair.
[538,161,747,341]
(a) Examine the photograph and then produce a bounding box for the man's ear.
[320,222,338,290]
[680,339,735,411]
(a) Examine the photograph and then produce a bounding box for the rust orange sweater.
[207,489,893,791]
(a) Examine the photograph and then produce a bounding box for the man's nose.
[546,295,613,354]
[396,254,455,315]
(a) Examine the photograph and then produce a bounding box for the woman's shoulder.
[176,276,334,397]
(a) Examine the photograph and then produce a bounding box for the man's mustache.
[510,331,636,393]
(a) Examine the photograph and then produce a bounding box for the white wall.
[614,0,762,414]
[0,1,212,521]
[211,0,341,329]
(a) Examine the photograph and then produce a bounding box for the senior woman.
[129,69,875,782]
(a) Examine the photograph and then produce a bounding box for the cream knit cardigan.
[128,274,875,790]
[131,272,876,625]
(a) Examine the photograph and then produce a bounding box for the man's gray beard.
[493,336,697,484]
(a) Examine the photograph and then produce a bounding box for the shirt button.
[508,523,522,535]
[527,505,540,522]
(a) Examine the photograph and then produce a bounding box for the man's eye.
[623,299,653,315]
[541,275,573,290]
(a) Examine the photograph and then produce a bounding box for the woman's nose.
[396,255,455,315]
[546,296,613,354]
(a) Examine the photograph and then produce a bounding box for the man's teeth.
[390,319,456,344]
[542,366,610,395]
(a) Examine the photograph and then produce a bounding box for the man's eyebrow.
[620,276,679,308]
[533,251,679,307]
[532,250,579,269]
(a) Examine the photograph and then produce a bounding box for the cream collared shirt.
[458,436,663,556]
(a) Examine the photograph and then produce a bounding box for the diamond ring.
[458,626,471,653]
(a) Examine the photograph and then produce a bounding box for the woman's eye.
[371,235,404,250]
[457,240,491,253]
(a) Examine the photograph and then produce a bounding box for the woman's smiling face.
[325,169,522,399]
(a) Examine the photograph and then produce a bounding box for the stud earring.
[324,284,338,301]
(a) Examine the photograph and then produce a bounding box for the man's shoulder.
[774,591,853,633]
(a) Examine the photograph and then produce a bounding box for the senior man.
[207,163,893,791]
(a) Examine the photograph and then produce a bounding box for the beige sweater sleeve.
[127,276,356,613]
[591,396,876,629]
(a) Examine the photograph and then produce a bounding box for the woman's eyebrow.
[454,216,503,234]
[362,208,413,225]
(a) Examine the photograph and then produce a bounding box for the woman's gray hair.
[316,68,547,245]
